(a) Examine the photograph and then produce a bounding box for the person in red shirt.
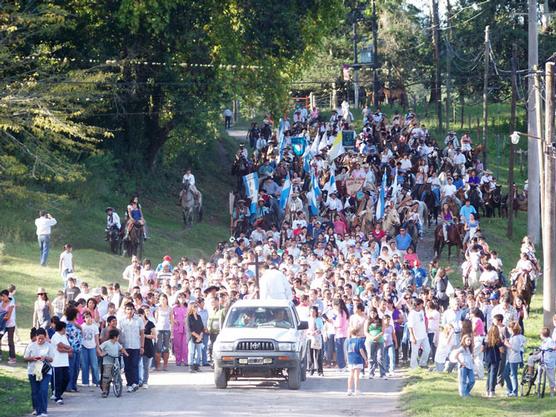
[371,223,386,242]
[333,215,348,237]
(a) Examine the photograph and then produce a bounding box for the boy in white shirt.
[51,321,72,404]
[59,244,74,289]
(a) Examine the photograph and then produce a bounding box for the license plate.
[247,357,264,364]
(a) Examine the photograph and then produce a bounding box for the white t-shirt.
[50,332,70,367]
[24,342,54,375]
[81,322,99,349]
[59,251,73,272]
[442,184,457,197]
[407,309,427,340]
[35,217,57,236]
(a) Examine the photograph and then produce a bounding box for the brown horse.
[514,272,533,309]
[433,223,464,258]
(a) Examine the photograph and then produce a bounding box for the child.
[526,327,556,397]
[434,324,455,372]
[503,321,526,397]
[98,329,128,398]
[51,321,72,404]
[382,315,397,376]
[80,311,100,387]
[53,290,65,318]
[455,334,475,397]
[346,327,367,396]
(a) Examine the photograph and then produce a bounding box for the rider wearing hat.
[105,207,121,241]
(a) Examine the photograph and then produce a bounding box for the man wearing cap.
[35,210,57,266]
[105,207,121,241]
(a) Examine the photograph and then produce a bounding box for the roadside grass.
[403,366,556,417]
[0,356,31,417]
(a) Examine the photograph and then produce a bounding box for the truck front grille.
[236,341,275,351]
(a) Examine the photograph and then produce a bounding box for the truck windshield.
[225,307,295,329]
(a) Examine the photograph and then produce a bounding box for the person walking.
[223,108,233,129]
[50,321,72,405]
[503,322,526,397]
[407,299,431,369]
[24,327,53,417]
[80,311,100,388]
[138,308,155,389]
[455,334,475,397]
[35,211,57,266]
[118,302,144,392]
[483,325,504,397]
[65,306,83,393]
[172,295,188,366]
[187,302,204,372]
[307,306,324,376]
[58,244,75,289]
[346,327,367,396]
[32,289,53,330]
[0,289,16,364]
[154,294,171,371]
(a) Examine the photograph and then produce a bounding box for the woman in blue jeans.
[24,328,53,417]
[187,302,205,372]
[504,322,526,397]
[483,325,504,397]
[327,300,349,369]
[455,334,475,397]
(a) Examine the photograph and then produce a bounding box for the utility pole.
[543,61,555,326]
[371,0,380,109]
[528,0,541,244]
[431,0,442,131]
[507,46,517,238]
[445,0,453,133]
[481,26,489,168]
[353,21,360,109]
[534,65,545,228]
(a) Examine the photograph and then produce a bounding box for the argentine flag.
[323,165,337,195]
[308,173,321,215]
[277,128,285,163]
[375,171,387,220]
[242,172,259,214]
[280,176,292,210]
[391,170,401,203]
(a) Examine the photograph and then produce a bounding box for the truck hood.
[219,327,299,343]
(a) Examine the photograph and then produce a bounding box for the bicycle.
[520,347,552,398]
[103,354,123,398]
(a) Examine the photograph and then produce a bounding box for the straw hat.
[36,287,47,295]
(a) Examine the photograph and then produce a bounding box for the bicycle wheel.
[112,370,123,397]
[537,366,547,399]
[520,367,534,397]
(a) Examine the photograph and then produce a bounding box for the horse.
[513,272,533,309]
[433,222,464,259]
[125,222,144,259]
[107,226,122,255]
[382,208,400,238]
[467,186,482,217]
[179,184,202,228]
[420,185,438,226]
[483,185,502,218]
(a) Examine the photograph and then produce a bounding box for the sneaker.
[382,375,388,380]
[32,411,37,416]
[368,374,374,379]
[50,394,56,400]
[354,390,360,396]
[132,383,139,392]
[8,358,16,365]
[142,384,149,389]
[127,386,134,393]
[346,390,353,396]
[39,414,48,417]
[56,399,64,405]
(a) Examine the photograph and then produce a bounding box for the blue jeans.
[188,340,203,366]
[486,362,500,393]
[324,334,335,364]
[123,348,140,386]
[334,337,346,369]
[68,349,81,390]
[29,373,51,415]
[38,234,50,266]
[367,340,386,377]
[202,333,209,365]
[80,347,99,385]
[504,362,519,395]
[458,366,475,397]
[139,356,152,385]
[384,344,396,373]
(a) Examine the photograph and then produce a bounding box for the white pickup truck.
[212,299,308,390]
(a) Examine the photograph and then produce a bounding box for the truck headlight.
[278,342,296,351]
[215,342,235,352]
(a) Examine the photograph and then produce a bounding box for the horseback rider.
[232,199,250,232]
[182,168,196,187]
[441,177,461,207]
[444,131,459,149]
[440,203,456,243]
[126,196,146,239]
[105,207,121,240]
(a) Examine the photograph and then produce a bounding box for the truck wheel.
[214,365,228,389]
[287,365,301,390]
[300,355,307,382]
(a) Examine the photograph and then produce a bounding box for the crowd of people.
[1,103,555,416]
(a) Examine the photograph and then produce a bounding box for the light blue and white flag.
[308,173,321,215]
[323,164,337,195]
[303,147,314,173]
[375,170,387,220]
[242,172,259,214]
[280,175,292,210]
[391,170,401,203]
[277,128,285,163]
